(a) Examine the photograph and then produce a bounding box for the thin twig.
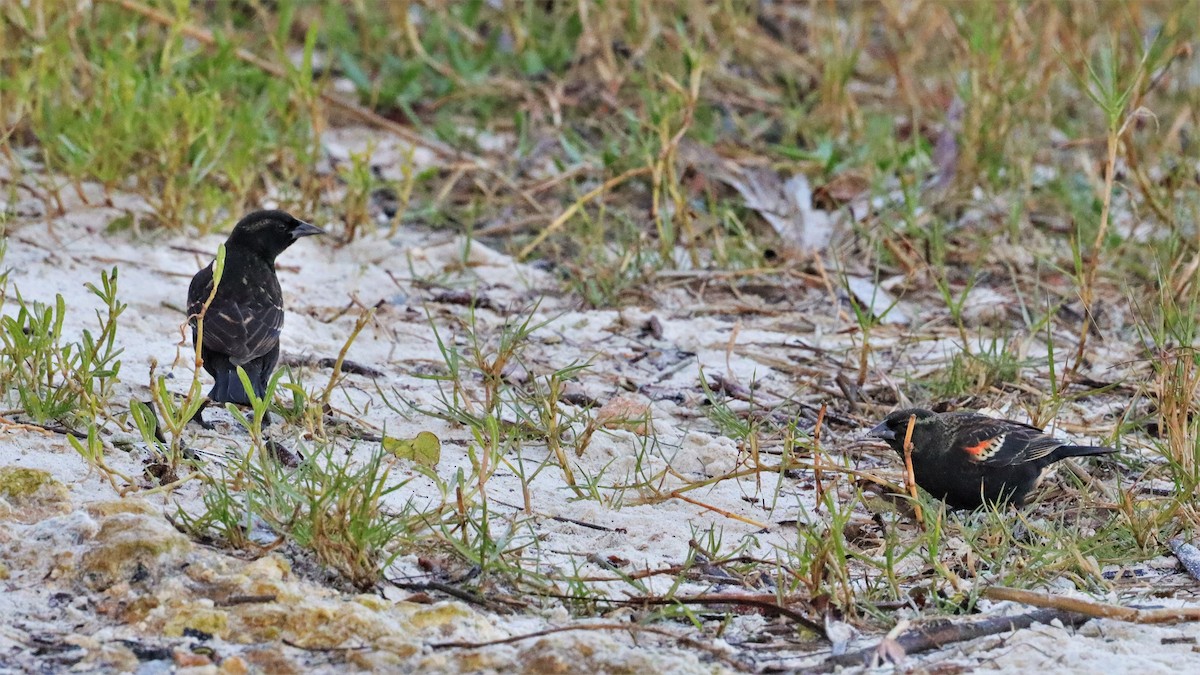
[983,585,1200,624]
[433,622,661,650]
[390,579,525,613]
[0,416,85,438]
[667,491,770,530]
[318,307,375,407]
[552,554,776,583]
[135,471,204,497]
[820,607,1090,669]
[607,593,826,637]
[812,402,827,510]
[215,594,278,607]
[432,622,753,672]
[902,414,924,526]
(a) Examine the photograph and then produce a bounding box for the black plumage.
[869,408,1116,509]
[187,210,323,417]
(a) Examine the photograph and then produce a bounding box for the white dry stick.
[1168,539,1200,582]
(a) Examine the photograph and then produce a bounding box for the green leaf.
[130,399,164,450]
[382,431,441,468]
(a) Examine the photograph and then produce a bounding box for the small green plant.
[434,490,546,590]
[225,366,284,459]
[926,338,1023,400]
[404,301,553,490]
[173,466,258,552]
[68,423,135,491]
[134,248,226,473]
[337,148,378,241]
[1133,265,1200,504]
[0,267,125,428]
[273,372,313,428]
[278,444,414,588]
[0,294,77,424]
[779,492,860,613]
[528,367,593,499]
[177,440,417,590]
[1063,33,1168,379]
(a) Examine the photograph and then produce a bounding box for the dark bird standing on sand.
[187,210,323,424]
[869,408,1116,509]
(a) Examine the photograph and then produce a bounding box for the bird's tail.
[1056,444,1117,459]
[210,368,256,405]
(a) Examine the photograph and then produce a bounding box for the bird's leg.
[189,400,216,430]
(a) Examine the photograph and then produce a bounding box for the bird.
[868,408,1116,509]
[186,210,323,425]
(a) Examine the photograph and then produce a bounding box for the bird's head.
[226,210,324,260]
[869,408,940,455]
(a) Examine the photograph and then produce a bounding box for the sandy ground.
[4,138,1200,673]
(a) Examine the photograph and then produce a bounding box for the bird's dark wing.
[947,415,1062,467]
[204,298,283,365]
[187,262,283,365]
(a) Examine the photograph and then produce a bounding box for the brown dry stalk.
[813,402,827,510]
[432,622,752,671]
[0,417,57,436]
[1069,81,1135,381]
[318,307,374,407]
[539,379,582,499]
[666,458,901,499]
[809,255,848,325]
[654,66,704,267]
[454,484,468,547]
[902,413,924,525]
[983,586,1200,624]
[134,470,204,497]
[668,491,769,530]
[431,622,659,650]
[606,594,825,636]
[189,246,225,377]
[517,165,653,260]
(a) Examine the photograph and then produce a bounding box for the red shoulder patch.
[964,439,992,456]
[963,436,1003,460]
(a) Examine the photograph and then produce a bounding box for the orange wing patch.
[964,436,1003,461]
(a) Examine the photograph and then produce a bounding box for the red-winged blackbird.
[187,210,323,424]
[869,408,1116,509]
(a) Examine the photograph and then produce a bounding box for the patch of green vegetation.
[926,340,1024,401]
[3,2,319,231]
[322,1,584,137]
[0,264,124,428]
[175,441,417,590]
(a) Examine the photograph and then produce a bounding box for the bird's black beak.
[291,220,325,239]
[868,421,895,441]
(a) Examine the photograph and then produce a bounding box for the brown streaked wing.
[201,294,283,365]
